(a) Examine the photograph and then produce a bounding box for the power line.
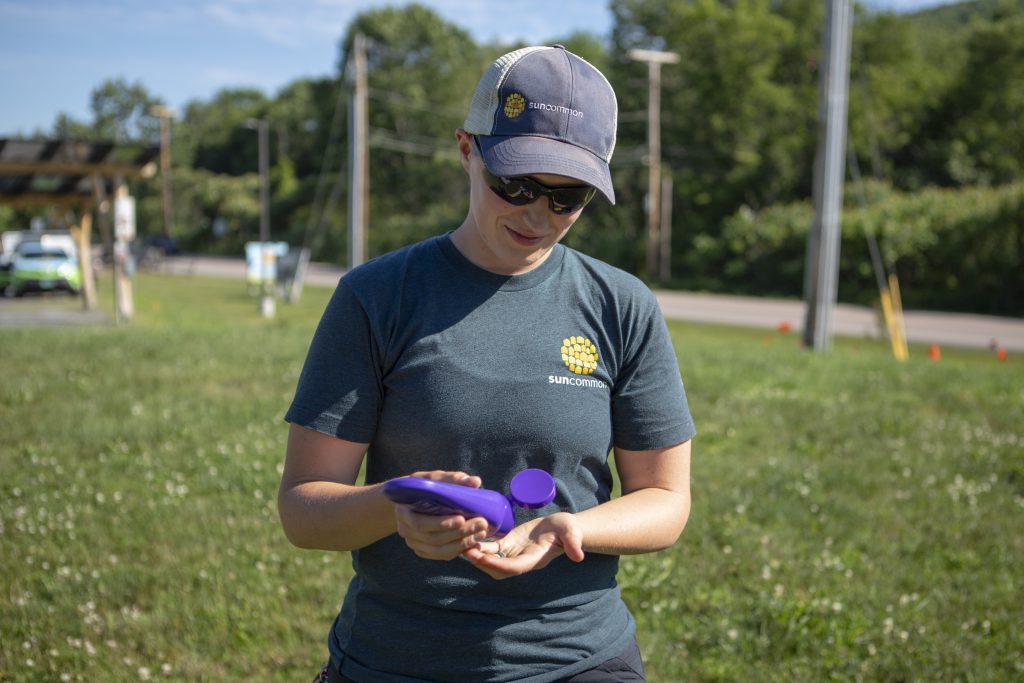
[302,80,349,256]
[366,88,467,119]
[368,128,459,158]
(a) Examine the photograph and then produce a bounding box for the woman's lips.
[506,226,544,246]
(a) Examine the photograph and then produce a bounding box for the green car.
[1,242,82,296]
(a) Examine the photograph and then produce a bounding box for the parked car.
[2,242,82,296]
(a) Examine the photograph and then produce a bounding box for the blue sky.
[0,0,967,137]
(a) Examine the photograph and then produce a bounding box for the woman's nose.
[521,199,550,229]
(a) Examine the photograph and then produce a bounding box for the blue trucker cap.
[464,45,618,204]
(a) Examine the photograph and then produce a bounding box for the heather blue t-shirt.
[286,234,695,683]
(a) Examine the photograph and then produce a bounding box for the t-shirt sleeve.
[284,281,383,443]
[610,293,696,452]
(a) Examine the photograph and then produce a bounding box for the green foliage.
[695,180,1024,314]
[89,78,163,143]
[939,12,1024,185]
[265,78,342,179]
[182,89,270,176]
[341,4,483,259]
[164,167,261,254]
[17,1,1023,314]
[909,0,1024,32]
[45,78,164,143]
[848,10,965,186]
[1,275,1021,681]
[51,112,95,141]
[612,0,820,231]
[0,205,16,231]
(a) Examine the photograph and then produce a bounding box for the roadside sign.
[115,196,136,241]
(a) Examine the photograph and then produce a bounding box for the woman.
[279,45,695,683]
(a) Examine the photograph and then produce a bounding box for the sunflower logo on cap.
[504,93,526,119]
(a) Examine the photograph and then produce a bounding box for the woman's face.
[453,131,587,276]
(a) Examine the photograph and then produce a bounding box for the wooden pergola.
[0,138,160,310]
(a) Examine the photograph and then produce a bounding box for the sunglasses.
[474,137,596,215]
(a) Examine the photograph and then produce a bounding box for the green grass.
[1,273,1021,682]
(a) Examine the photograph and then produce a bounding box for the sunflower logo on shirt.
[504,93,526,119]
[561,336,599,375]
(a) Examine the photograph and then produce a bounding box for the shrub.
[695,181,1023,315]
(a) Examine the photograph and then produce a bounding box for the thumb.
[557,522,585,563]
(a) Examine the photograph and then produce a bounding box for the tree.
[849,8,967,189]
[340,4,485,256]
[183,88,269,176]
[938,10,1024,185]
[89,78,162,142]
[266,77,340,178]
[51,112,93,140]
[610,0,820,282]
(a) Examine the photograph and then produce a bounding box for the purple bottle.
[382,469,557,538]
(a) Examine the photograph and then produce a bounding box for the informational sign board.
[114,196,137,241]
[244,241,289,285]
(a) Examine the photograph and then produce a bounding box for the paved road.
[655,290,1024,353]
[153,255,1023,353]
[0,298,110,327]
[4,254,1022,353]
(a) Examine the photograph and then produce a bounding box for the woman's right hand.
[392,471,489,561]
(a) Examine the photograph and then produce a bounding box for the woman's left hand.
[462,512,585,579]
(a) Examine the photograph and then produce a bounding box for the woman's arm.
[277,424,392,551]
[465,439,691,577]
[575,438,692,554]
[277,423,489,554]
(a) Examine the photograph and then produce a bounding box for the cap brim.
[477,135,615,205]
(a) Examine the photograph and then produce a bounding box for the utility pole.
[245,117,274,318]
[629,48,679,283]
[803,0,854,351]
[150,105,174,238]
[660,174,673,283]
[348,32,368,270]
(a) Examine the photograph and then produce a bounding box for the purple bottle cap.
[508,469,556,509]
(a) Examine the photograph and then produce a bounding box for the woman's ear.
[454,128,473,170]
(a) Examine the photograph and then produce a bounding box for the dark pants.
[316,640,645,683]
[556,639,645,682]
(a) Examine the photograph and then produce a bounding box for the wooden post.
[71,209,97,310]
[113,182,134,323]
[151,105,174,239]
[659,174,673,284]
[628,48,680,283]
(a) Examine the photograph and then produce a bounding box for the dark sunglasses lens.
[483,164,595,214]
[498,177,536,203]
[549,187,596,214]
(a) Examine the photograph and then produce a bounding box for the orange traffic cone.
[928,344,941,362]
[997,348,1008,362]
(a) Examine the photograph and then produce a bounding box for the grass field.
[1,273,1021,682]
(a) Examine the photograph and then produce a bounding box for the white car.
[2,242,82,296]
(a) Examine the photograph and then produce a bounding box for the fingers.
[409,470,482,489]
[395,505,489,561]
[464,513,585,579]
[464,540,565,580]
[389,470,487,560]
